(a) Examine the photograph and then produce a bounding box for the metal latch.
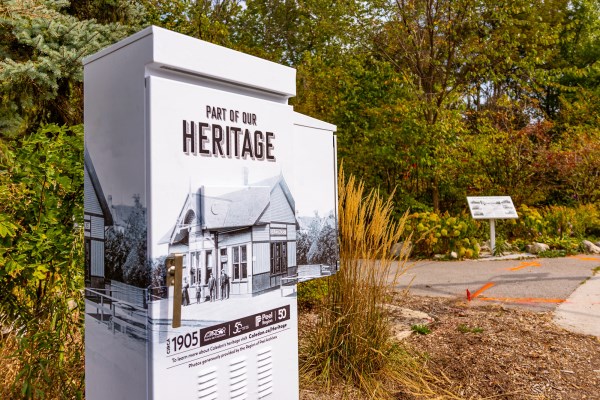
[166,254,183,328]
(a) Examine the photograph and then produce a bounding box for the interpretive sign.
[467,196,518,219]
[84,26,337,400]
[466,196,517,253]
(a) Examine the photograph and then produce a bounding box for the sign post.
[83,26,338,400]
[466,196,518,254]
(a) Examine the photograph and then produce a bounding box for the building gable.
[84,168,103,215]
[84,148,113,225]
[258,182,296,224]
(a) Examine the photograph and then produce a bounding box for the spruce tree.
[0,0,144,139]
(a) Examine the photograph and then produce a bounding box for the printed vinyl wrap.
[84,26,337,400]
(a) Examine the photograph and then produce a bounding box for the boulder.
[582,240,600,254]
[526,242,550,254]
[450,251,458,259]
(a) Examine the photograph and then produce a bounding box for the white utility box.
[83,26,338,400]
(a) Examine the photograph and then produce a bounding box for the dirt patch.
[300,295,600,399]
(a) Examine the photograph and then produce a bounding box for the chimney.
[243,167,249,186]
[107,195,113,209]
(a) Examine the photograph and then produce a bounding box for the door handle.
[166,254,183,328]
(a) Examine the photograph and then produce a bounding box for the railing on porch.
[85,287,147,341]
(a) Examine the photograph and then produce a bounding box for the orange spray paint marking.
[569,255,600,262]
[508,261,541,271]
[478,296,565,304]
[471,282,495,299]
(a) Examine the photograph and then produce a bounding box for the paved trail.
[392,254,600,337]
[394,255,597,310]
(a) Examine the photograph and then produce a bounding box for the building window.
[270,242,287,275]
[205,250,213,284]
[190,252,198,285]
[233,245,247,281]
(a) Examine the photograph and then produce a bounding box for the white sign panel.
[467,196,518,219]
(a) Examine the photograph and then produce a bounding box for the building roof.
[84,148,113,226]
[161,174,296,245]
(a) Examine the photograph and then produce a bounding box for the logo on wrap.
[203,327,227,342]
[232,320,249,334]
[200,305,291,346]
[256,311,273,327]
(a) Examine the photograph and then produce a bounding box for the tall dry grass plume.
[299,170,457,399]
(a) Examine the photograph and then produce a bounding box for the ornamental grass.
[299,169,458,399]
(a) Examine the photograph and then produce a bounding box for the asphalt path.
[393,254,600,312]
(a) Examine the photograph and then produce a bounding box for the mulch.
[399,295,600,399]
[300,294,600,399]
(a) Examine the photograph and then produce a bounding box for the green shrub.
[540,236,581,254]
[297,278,329,311]
[404,211,481,259]
[501,204,546,239]
[501,203,600,242]
[0,125,84,399]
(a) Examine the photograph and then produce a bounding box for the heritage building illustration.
[161,174,297,297]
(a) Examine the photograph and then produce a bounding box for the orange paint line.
[478,296,565,304]
[569,255,600,261]
[509,261,541,271]
[471,282,495,299]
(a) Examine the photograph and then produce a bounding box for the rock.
[395,330,413,341]
[433,254,444,260]
[582,240,600,254]
[397,307,433,321]
[391,241,412,258]
[68,299,78,311]
[385,304,434,341]
[526,242,550,254]
[450,251,458,259]
[480,243,491,253]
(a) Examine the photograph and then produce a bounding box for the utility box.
[83,26,338,400]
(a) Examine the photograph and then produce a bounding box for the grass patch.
[457,324,484,334]
[411,324,431,335]
[538,249,568,258]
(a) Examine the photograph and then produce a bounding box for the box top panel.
[83,26,296,98]
[293,111,337,132]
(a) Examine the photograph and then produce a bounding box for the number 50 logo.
[277,308,287,320]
